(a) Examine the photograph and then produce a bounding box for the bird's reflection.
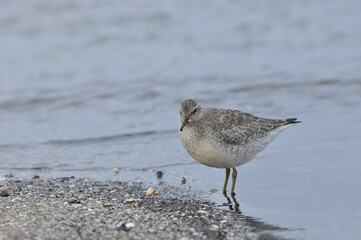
[223,191,240,213]
[219,191,302,239]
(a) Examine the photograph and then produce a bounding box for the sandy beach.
[0,176,251,240]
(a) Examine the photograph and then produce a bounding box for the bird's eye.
[192,109,197,114]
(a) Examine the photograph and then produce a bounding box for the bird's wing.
[203,108,290,145]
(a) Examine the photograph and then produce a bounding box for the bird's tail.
[285,118,301,125]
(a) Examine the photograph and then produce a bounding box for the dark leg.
[231,167,238,196]
[222,168,230,195]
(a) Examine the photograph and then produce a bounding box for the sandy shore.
[0,177,249,240]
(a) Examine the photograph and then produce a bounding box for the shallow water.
[1,0,361,239]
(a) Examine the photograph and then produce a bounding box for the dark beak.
[179,117,189,131]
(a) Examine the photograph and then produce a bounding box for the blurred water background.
[1,0,361,239]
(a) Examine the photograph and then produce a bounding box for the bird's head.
[179,99,203,131]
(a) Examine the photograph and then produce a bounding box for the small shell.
[146,187,155,196]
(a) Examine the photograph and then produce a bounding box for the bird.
[178,99,300,196]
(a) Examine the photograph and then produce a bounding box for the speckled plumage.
[179,99,300,169]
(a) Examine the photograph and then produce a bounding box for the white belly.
[179,124,292,169]
[194,140,258,168]
[180,127,253,168]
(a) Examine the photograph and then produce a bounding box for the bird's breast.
[179,126,233,168]
[179,125,199,157]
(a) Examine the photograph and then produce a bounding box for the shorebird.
[178,99,300,196]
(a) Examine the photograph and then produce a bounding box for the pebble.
[125,222,135,229]
[0,187,12,192]
[103,203,114,207]
[182,177,186,184]
[10,197,22,202]
[119,222,135,232]
[68,199,81,204]
[0,192,10,197]
[5,173,14,178]
[196,210,208,215]
[0,187,11,197]
[112,168,120,175]
[209,224,220,232]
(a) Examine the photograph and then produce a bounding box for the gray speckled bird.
[178,99,300,196]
